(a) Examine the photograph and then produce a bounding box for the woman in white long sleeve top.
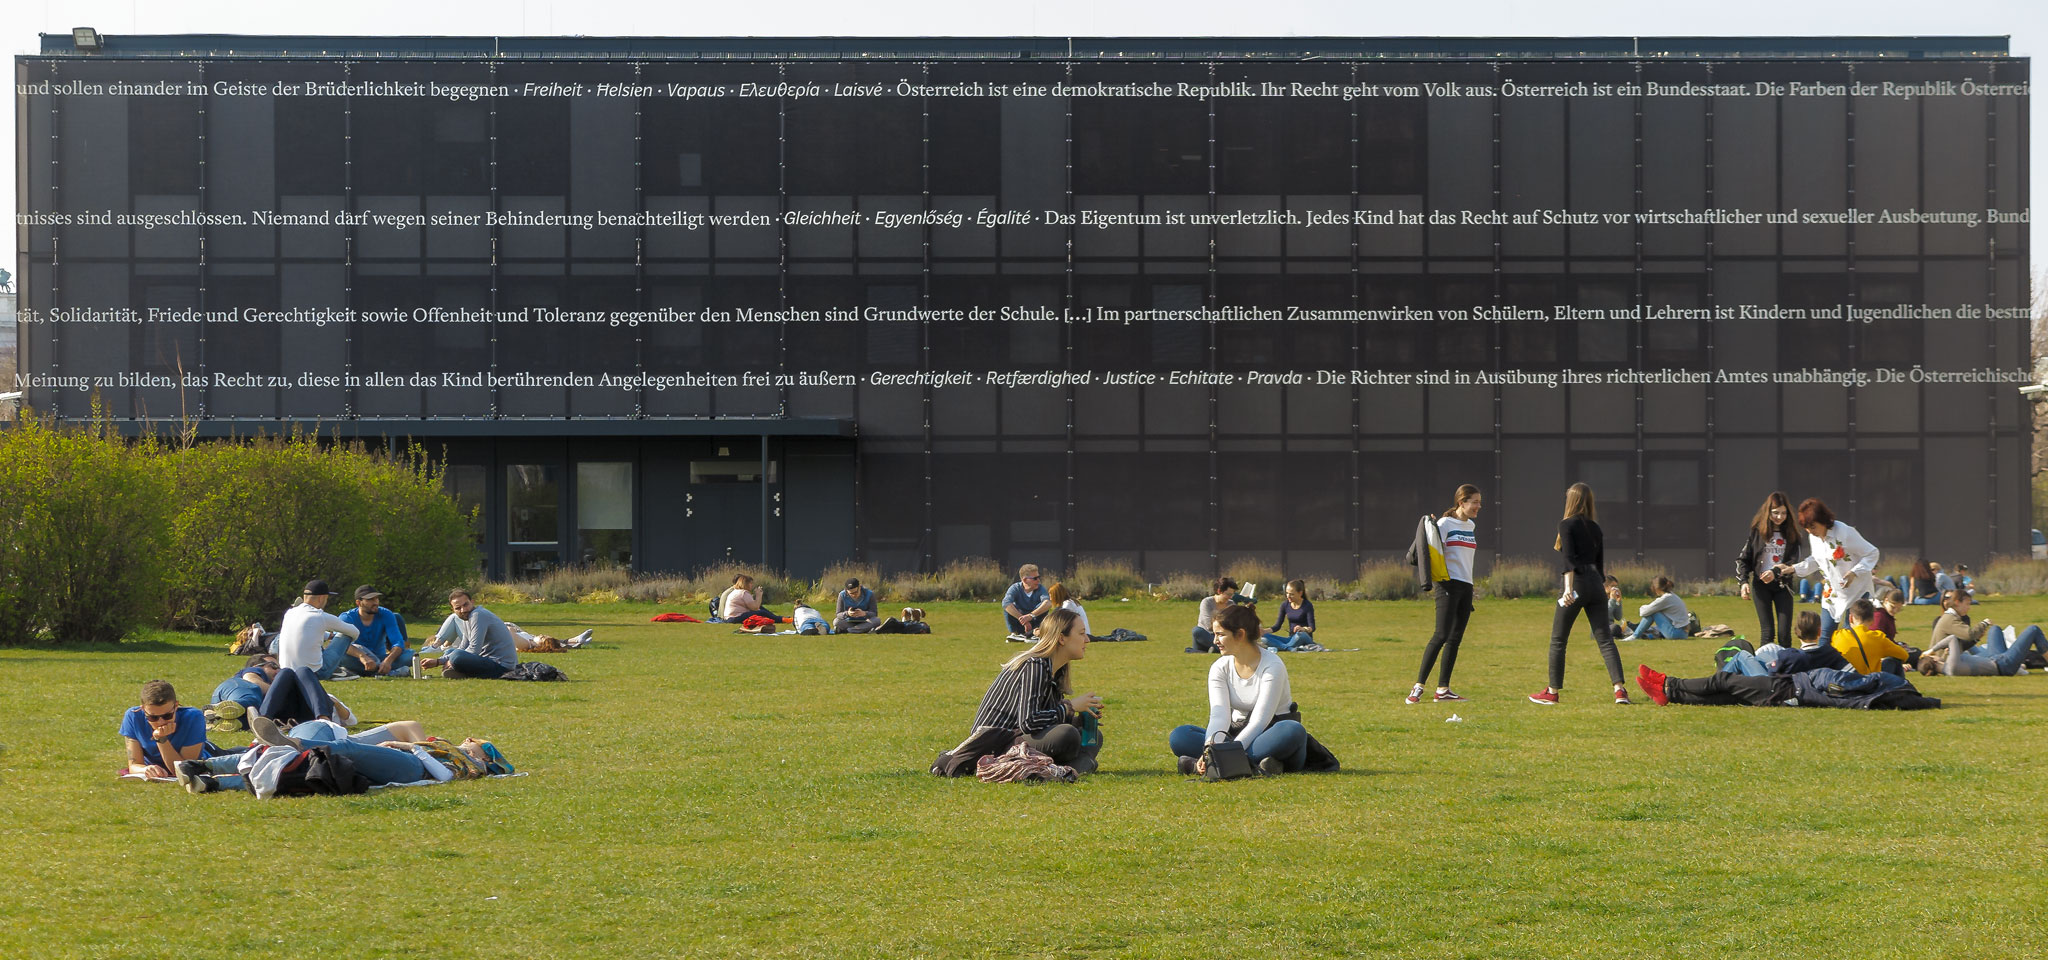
[1772,498,1880,642]
[1166,605,1309,775]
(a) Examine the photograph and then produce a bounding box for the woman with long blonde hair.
[1531,482,1629,705]
[965,607,1104,772]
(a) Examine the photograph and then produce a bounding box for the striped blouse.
[970,655,1073,735]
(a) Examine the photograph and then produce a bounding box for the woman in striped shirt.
[968,607,1104,772]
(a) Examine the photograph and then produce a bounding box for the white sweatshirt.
[1204,649,1293,746]
[276,603,359,672]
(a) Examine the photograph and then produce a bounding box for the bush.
[1354,561,1419,601]
[1680,578,1742,597]
[1069,559,1145,600]
[1977,556,2048,595]
[159,434,473,631]
[1484,558,1555,599]
[890,575,951,604]
[1874,556,1913,579]
[534,564,633,604]
[615,577,690,604]
[1223,557,1286,595]
[810,561,882,606]
[1608,561,1666,598]
[0,417,171,644]
[935,557,1011,601]
[1153,572,1211,601]
[476,582,538,606]
[1299,577,1346,602]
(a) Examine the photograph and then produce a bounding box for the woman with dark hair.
[1168,605,1314,776]
[1735,491,1804,647]
[1409,484,1482,704]
[1772,498,1881,642]
[1188,577,1238,654]
[1905,559,1940,605]
[1530,482,1629,705]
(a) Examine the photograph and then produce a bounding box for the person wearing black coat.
[1530,482,1628,705]
[1735,491,1806,647]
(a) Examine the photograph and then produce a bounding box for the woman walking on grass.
[1530,482,1630,705]
[1409,484,1482,704]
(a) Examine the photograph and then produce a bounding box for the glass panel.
[443,464,488,570]
[506,464,561,547]
[576,462,634,566]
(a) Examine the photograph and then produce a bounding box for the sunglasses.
[143,708,178,722]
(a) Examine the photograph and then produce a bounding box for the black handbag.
[1200,739,1255,781]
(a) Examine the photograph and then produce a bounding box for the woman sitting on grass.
[1625,576,1691,640]
[1049,581,1095,639]
[1921,590,2048,677]
[1265,579,1328,652]
[967,607,1103,773]
[720,574,784,623]
[1169,605,1312,776]
[1905,559,1941,605]
[1188,577,1237,653]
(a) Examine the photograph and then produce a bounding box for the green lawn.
[4,595,2046,959]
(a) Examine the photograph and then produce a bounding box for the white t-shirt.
[275,602,359,671]
[1204,649,1292,745]
[1061,599,1091,636]
[1438,515,1477,584]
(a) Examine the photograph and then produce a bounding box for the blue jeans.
[1720,650,1771,677]
[195,754,247,791]
[1629,611,1686,639]
[314,635,357,680]
[291,724,429,785]
[1263,632,1310,651]
[211,677,265,710]
[1799,580,1821,601]
[259,667,333,724]
[1984,625,2048,676]
[1167,720,1309,771]
[445,649,510,679]
[1819,609,1838,645]
[1188,626,1216,653]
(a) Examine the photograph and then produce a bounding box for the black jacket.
[1556,516,1604,583]
[1735,524,1806,583]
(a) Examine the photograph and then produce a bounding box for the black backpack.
[253,745,371,797]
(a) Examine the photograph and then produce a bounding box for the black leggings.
[1748,577,1794,646]
[1549,593,1624,691]
[1666,672,1795,707]
[1416,580,1475,686]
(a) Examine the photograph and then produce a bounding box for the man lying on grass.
[1636,656,1941,711]
[121,681,241,780]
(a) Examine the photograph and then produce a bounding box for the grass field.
[4,594,2047,959]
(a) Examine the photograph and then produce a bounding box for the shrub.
[890,575,951,604]
[1354,561,1419,601]
[157,433,474,632]
[1153,572,1212,602]
[1299,577,1346,602]
[1978,556,2048,595]
[1223,557,1286,594]
[1069,559,1145,600]
[534,564,633,604]
[1680,578,1741,597]
[935,557,1011,601]
[1608,561,1666,598]
[0,417,171,644]
[1484,558,1555,599]
[475,582,538,606]
[615,577,691,604]
[811,562,883,606]
[1874,556,1913,579]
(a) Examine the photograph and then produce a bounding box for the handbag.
[1200,739,1255,781]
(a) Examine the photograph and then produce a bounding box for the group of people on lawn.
[119,580,577,795]
[946,484,2044,781]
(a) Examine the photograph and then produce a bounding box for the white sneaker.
[569,629,594,647]
[1005,633,1030,643]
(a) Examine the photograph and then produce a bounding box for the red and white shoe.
[1404,684,1424,705]
[1614,687,1632,705]
[1433,689,1468,702]
[1527,690,1558,705]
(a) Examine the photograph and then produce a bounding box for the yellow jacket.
[1830,624,1911,673]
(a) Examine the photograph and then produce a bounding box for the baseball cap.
[303,579,334,597]
[354,585,383,601]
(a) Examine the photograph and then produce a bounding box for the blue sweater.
[1270,599,1316,634]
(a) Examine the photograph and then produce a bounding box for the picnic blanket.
[650,613,704,623]
[975,742,1077,784]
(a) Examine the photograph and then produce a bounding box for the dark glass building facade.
[13,36,2032,579]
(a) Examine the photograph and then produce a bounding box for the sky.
[4,0,2041,284]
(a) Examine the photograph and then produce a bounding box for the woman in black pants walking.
[1530,482,1629,705]
[1735,491,1803,647]
[1408,484,1482,703]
